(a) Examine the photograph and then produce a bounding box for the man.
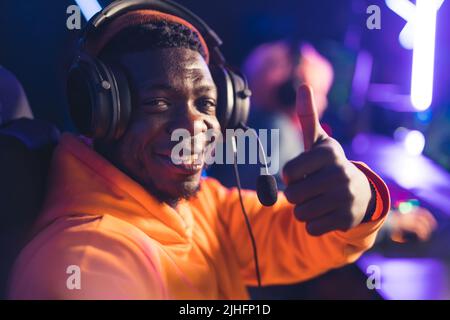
[8,8,389,299]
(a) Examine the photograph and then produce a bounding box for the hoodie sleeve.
[8,215,168,300]
[211,161,390,286]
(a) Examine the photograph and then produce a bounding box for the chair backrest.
[0,118,60,299]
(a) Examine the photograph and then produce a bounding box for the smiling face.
[103,47,220,205]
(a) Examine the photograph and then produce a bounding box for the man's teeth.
[180,154,201,164]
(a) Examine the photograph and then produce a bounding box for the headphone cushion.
[210,65,234,132]
[67,57,112,138]
[226,68,250,129]
[210,65,251,132]
[106,64,132,140]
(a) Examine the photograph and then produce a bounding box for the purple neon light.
[410,0,438,110]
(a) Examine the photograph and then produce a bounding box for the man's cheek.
[119,132,149,173]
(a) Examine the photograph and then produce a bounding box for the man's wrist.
[361,181,377,223]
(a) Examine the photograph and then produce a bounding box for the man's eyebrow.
[140,83,217,95]
[140,83,176,92]
[193,85,217,95]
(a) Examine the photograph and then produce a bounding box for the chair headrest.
[0,118,60,149]
[0,66,33,126]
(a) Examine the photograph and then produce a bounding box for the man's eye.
[197,98,217,113]
[142,99,170,112]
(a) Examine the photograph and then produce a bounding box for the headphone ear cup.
[67,56,111,139]
[107,64,132,140]
[67,55,132,141]
[227,69,251,129]
[210,65,234,133]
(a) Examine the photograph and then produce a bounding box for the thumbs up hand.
[282,85,375,236]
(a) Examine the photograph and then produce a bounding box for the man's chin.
[177,180,202,200]
[145,174,202,205]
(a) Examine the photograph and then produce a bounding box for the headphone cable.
[231,135,262,287]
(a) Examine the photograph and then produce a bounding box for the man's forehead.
[120,48,214,86]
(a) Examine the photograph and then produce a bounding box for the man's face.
[110,47,220,204]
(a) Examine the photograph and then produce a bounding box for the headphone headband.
[83,9,211,63]
[79,0,225,65]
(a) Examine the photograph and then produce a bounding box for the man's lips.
[154,152,204,175]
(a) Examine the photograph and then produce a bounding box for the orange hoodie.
[8,133,389,299]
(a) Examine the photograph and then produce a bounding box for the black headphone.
[67,0,251,141]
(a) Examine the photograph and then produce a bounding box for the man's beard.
[142,178,202,207]
[96,143,202,207]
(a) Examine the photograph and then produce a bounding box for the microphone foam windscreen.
[256,175,278,206]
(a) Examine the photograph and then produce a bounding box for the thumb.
[297,84,328,151]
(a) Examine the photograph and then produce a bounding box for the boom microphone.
[256,174,278,207]
[234,123,279,206]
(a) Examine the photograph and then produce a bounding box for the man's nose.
[168,104,208,136]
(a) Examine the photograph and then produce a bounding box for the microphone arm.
[235,123,279,206]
